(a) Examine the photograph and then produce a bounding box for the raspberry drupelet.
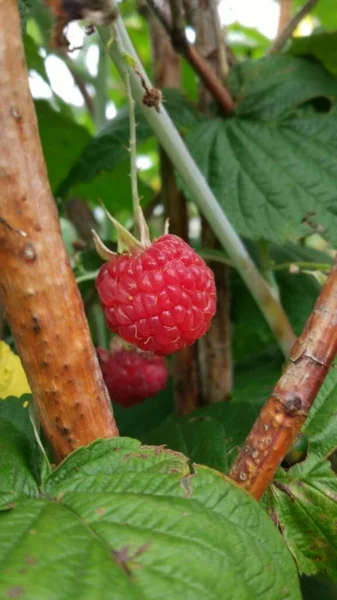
[96,234,217,356]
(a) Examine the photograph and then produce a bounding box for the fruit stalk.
[229,258,337,500]
[114,28,140,235]
[112,23,150,245]
[0,0,118,463]
[98,11,296,357]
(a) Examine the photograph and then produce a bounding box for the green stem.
[94,37,108,131]
[76,270,99,284]
[110,26,150,245]
[258,239,280,301]
[195,249,331,275]
[98,12,296,357]
[113,28,140,234]
[197,248,232,267]
[272,262,332,273]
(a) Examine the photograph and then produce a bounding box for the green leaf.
[35,101,90,193]
[18,0,31,34]
[118,353,280,463]
[0,420,39,507]
[60,217,78,256]
[301,573,337,599]
[0,437,301,600]
[269,462,337,578]
[57,89,200,197]
[227,23,272,59]
[229,56,337,121]
[113,383,174,439]
[24,34,49,82]
[143,416,229,473]
[70,160,153,213]
[181,60,199,101]
[185,115,337,244]
[313,1,337,29]
[0,397,51,489]
[0,396,34,443]
[232,242,328,361]
[294,0,337,30]
[184,56,337,244]
[290,32,337,76]
[266,368,337,578]
[29,0,53,47]
[144,355,281,468]
[299,368,337,471]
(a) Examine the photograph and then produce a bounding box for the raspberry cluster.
[97,347,168,407]
[96,234,216,356]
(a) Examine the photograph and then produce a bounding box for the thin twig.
[114,31,139,222]
[229,258,337,500]
[168,0,185,33]
[208,0,229,78]
[277,0,293,35]
[269,0,319,54]
[58,49,94,116]
[145,0,235,114]
[69,65,94,115]
[146,0,174,36]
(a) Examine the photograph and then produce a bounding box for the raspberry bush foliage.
[2,1,337,599]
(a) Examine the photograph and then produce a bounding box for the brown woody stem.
[229,258,337,500]
[145,0,235,114]
[195,0,233,403]
[0,0,119,463]
[269,0,319,54]
[277,0,293,35]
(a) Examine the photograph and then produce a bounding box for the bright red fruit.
[97,347,168,407]
[96,234,217,355]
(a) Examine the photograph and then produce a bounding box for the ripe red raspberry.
[97,347,168,407]
[96,234,216,355]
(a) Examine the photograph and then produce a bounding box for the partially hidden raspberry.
[97,347,168,407]
[96,234,217,355]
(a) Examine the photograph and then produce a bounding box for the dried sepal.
[91,229,117,261]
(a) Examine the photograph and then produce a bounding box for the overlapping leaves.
[54,54,337,246]
[143,359,337,580]
[266,370,337,579]
[0,416,301,600]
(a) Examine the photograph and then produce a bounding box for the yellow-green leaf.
[0,342,31,399]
